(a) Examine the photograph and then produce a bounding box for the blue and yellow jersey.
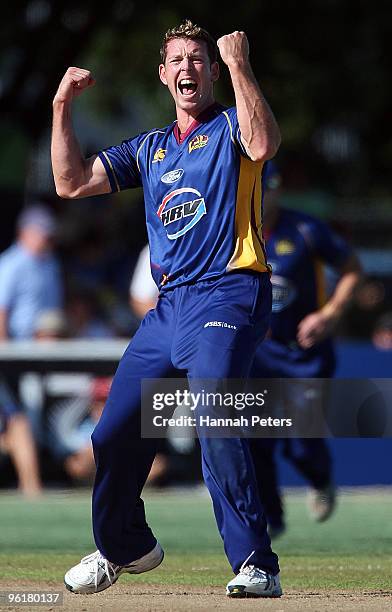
[98,103,270,290]
[266,208,352,343]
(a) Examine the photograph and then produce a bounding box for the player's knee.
[91,416,140,452]
[91,425,116,452]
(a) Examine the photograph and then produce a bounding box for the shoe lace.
[239,550,268,580]
[240,565,267,579]
[239,550,255,573]
[81,550,117,589]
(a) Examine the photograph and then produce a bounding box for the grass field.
[0,486,391,610]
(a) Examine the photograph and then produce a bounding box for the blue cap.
[263,160,281,190]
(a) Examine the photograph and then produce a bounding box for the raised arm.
[51,67,111,199]
[217,32,281,162]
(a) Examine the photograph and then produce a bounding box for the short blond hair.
[160,19,217,65]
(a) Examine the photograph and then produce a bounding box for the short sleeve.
[98,134,143,193]
[222,106,252,158]
[298,218,353,269]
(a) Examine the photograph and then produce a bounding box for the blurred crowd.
[0,187,391,497]
[0,201,144,343]
[0,198,391,347]
[0,200,201,495]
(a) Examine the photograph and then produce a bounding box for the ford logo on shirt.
[157,187,207,240]
[160,168,184,184]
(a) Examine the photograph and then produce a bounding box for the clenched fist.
[217,31,249,68]
[53,67,95,105]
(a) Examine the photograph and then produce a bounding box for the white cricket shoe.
[64,542,164,594]
[226,565,282,598]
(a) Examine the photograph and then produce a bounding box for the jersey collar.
[173,102,224,145]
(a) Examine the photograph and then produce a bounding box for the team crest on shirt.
[275,239,295,255]
[157,187,207,240]
[188,134,209,153]
[152,148,167,163]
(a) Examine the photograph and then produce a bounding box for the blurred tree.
[0,1,391,203]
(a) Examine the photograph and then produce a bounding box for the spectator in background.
[47,370,173,488]
[0,206,62,492]
[129,244,159,318]
[0,376,42,496]
[48,377,112,484]
[372,312,392,350]
[59,217,137,337]
[0,204,63,339]
[34,308,68,340]
[65,285,114,339]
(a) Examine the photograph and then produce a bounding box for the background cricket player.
[249,161,362,537]
[51,20,282,598]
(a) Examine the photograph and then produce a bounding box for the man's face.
[20,226,53,254]
[159,38,219,114]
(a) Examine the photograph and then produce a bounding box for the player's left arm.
[297,253,363,349]
[217,31,281,162]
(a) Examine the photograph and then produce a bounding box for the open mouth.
[178,78,198,96]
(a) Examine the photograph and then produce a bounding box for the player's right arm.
[296,218,363,349]
[51,67,111,199]
[217,32,281,162]
[296,253,362,349]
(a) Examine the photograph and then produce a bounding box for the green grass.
[0,488,391,590]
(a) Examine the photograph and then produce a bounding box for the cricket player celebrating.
[51,20,282,598]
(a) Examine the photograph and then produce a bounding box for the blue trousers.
[249,342,333,527]
[250,437,332,528]
[91,271,279,575]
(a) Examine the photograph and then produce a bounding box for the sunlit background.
[0,1,391,495]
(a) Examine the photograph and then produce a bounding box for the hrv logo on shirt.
[157,187,207,240]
